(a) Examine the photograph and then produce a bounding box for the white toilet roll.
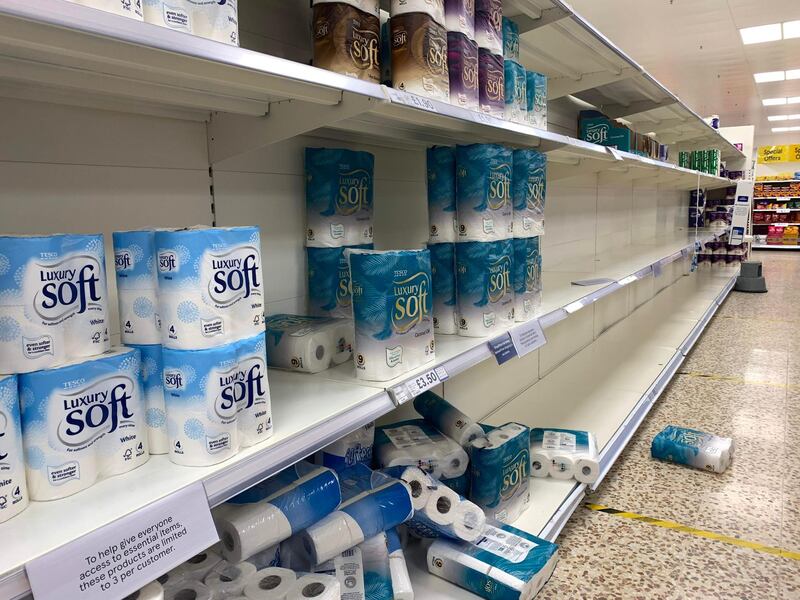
[235,333,274,448]
[384,465,436,510]
[122,580,164,600]
[413,391,485,447]
[530,451,550,479]
[175,549,222,581]
[243,567,297,600]
[204,561,258,597]
[414,485,486,542]
[549,454,576,480]
[0,375,28,524]
[73,0,143,20]
[330,320,355,364]
[264,314,351,374]
[651,425,734,474]
[287,574,341,600]
[113,229,162,345]
[163,580,213,600]
[375,420,469,479]
[142,0,194,33]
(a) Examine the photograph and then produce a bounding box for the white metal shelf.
[753,244,800,250]
[753,197,800,201]
[752,223,799,226]
[755,180,800,184]
[753,208,800,212]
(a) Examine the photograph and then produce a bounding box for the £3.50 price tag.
[389,366,449,404]
[387,89,439,113]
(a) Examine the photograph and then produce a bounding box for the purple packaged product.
[478,47,504,117]
[475,0,501,54]
[448,31,479,110]
[445,0,474,38]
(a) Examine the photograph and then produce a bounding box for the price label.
[635,265,653,279]
[681,247,690,258]
[509,319,547,358]
[776,208,791,214]
[489,333,517,365]
[389,366,449,404]
[652,260,663,278]
[387,89,439,113]
[618,274,637,286]
[564,300,585,314]
[26,482,218,600]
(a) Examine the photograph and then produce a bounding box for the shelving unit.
[753,244,800,250]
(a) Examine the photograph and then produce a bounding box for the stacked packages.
[530,428,600,484]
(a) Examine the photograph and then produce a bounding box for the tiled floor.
[538,251,800,600]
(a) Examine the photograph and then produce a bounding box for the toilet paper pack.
[526,71,547,130]
[502,17,519,61]
[530,428,598,482]
[317,421,375,471]
[243,566,296,599]
[427,146,457,243]
[474,0,502,54]
[512,237,541,323]
[113,230,161,345]
[288,574,341,600]
[512,149,547,237]
[312,2,381,83]
[0,234,111,374]
[651,425,734,474]
[407,483,486,542]
[456,240,515,337]
[74,0,143,20]
[478,48,504,117]
[445,0,474,37]
[348,249,435,382]
[391,13,451,103]
[312,532,395,600]
[264,314,353,373]
[456,144,513,241]
[503,59,527,124]
[413,391,485,446]
[155,226,264,349]
[203,561,257,597]
[375,419,469,479]
[447,32,479,111]
[234,333,274,448]
[429,242,458,334]
[391,0,445,25]
[128,343,169,454]
[186,0,239,46]
[306,148,374,248]
[0,375,28,523]
[386,527,414,600]
[307,244,373,318]
[19,347,149,501]
[142,0,193,34]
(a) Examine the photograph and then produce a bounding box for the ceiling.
[565,0,800,143]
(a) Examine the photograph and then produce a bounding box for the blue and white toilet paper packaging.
[375,419,469,479]
[348,249,435,382]
[0,375,28,523]
[504,59,527,124]
[512,237,541,323]
[305,148,374,248]
[214,463,341,563]
[264,314,354,374]
[429,242,458,334]
[530,428,599,483]
[469,423,531,524]
[311,531,395,600]
[456,144,513,241]
[0,234,111,374]
[651,425,734,474]
[512,149,547,238]
[502,17,519,61]
[203,560,257,597]
[427,521,559,600]
[526,71,547,130]
[456,240,515,337]
[155,226,265,350]
[386,527,414,600]
[113,229,161,345]
[243,566,297,600]
[19,347,149,501]
[316,421,374,471]
[427,146,458,243]
[413,391,485,446]
[307,244,373,319]
[406,479,486,543]
[128,343,169,454]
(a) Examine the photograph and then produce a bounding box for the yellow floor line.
[675,370,800,391]
[584,503,800,561]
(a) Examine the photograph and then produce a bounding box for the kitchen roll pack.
[651,425,734,474]
[427,146,457,243]
[456,144,513,240]
[306,148,374,248]
[264,314,353,374]
[386,527,414,600]
[530,428,599,483]
[503,59,527,124]
[456,240,515,337]
[526,71,547,130]
[19,347,149,501]
[0,375,28,523]
[478,48,504,118]
[429,242,458,334]
[316,421,374,471]
[413,391,484,446]
[155,226,265,349]
[445,0,474,37]
[512,149,547,237]
[390,12,450,102]
[512,237,541,323]
[407,481,486,542]
[427,522,559,600]
[128,343,168,454]
[312,1,381,83]
[375,419,469,479]
[348,249,435,381]
[474,0,502,54]
[0,234,111,374]
[113,229,161,345]
[307,244,373,318]
[469,422,530,523]
[448,32,479,111]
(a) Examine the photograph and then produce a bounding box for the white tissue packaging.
[413,391,485,446]
[128,343,168,454]
[155,226,265,350]
[243,567,297,599]
[651,425,734,474]
[74,0,143,20]
[530,428,599,483]
[386,527,414,600]
[375,419,469,479]
[0,375,28,523]
[427,522,559,600]
[264,314,354,374]
[456,144,513,241]
[203,561,257,597]
[427,146,458,243]
[0,234,111,374]
[234,333,274,448]
[512,149,547,238]
[113,230,161,345]
[429,243,458,335]
[348,249,435,382]
[287,574,340,600]
[317,421,374,471]
[456,240,515,337]
[19,347,149,501]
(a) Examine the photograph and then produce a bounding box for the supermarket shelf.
[753,223,800,226]
[755,180,800,184]
[753,244,800,250]
[753,208,800,212]
[754,197,800,201]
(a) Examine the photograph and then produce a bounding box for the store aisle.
[539,251,800,600]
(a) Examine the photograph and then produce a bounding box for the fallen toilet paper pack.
[651,425,734,474]
[413,390,485,446]
[375,418,469,479]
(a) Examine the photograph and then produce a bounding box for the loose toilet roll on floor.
[456,240,515,337]
[413,391,485,446]
[312,2,381,83]
[427,146,457,243]
[512,237,541,323]
[475,0,502,54]
[113,229,162,345]
[164,580,213,600]
[456,144,513,241]
[530,428,599,483]
[287,574,341,600]
[307,245,373,318]
[504,59,527,124]
[122,580,164,600]
[386,527,414,600]
[445,0,474,37]
[447,32,479,111]
[243,567,297,599]
[0,375,28,524]
[375,419,469,479]
[391,12,450,102]
[128,343,168,454]
[381,465,437,510]
[651,425,734,474]
[204,561,257,597]
[512,149,547,238]
[429,243,458,335]
[478,48,504,117]
[317,421,374,471]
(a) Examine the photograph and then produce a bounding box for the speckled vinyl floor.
[538,251,800,600]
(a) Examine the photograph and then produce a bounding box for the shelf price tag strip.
[25,481,218,600]
[389,365,449,405]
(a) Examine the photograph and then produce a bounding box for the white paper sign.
[390,366,449,404]
[26,482,218,600]
[509,319,547,357]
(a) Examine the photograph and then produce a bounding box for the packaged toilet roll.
[391,0,444,25]
[429,242,458,334]
[186,0,239,45]
[445,0,474,37]
[312,1,381,83]
[19,347,149,501]
[375,419,469,479]
[381,12,392,85]
[0,375,28,523]
[306,148,374,248]
[311,532,395,600]
[512,237,541,322]
[381,465,436,510]
[407,483,486,542]
[502,17,519,61]
[386,528,414,600]
[512,149,547,237]
[441,472,470,496]
[243,566,297,599]
[161,341,240,466]
[235,333,274,448]
[413,391,485,446]
[203,561,257,597]
[128,343,168,454]
[530,428,599,482]
[651,425,734,474]
[478,48,504,117]
[427,522,559,600]
[503,59,527,124]
[456,240,514,337]
[426,146,457,243]
[264,314,353,373]
[164,580,213,600]
[287,574,341,600]
[173,548,222,581]
[447,32,479,111]
[348,249,435,382]
[469,423,530,523]
[316,421,374,471]
[74,0,143,20]
[456,144,513,241]
[113,229,161,345]
[307,244,373,318]
[215,465,341,562]
[0,234,111,374]
[142,0,193,33]
[391,13,450,102]
[122,580,164,600]
[155,226,264,349]
[526,70,547,130]
[474,0,501,54]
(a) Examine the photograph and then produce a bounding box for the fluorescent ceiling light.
[790,97,800,104]
[791,114,800,120]
[741,23,782,44]
[754,71,785,82]
[763,97,787,105]
[784,20,800,39]
[787,69,800,80]
[769,115,789,121]
[773,127,791,132]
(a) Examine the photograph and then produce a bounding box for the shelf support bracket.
[548,67,637,100]
[602,98,679,120]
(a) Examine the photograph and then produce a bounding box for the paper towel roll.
[478,48,504,117]
[456,240,515,337]
[651,425,733,473]
[386,528,414,600]
[391,12,450,102]
[526,70,547,129]
[287,574,341,600]
[312,3,381,83]
[456,144,513,241]
[512,237,541,323]
[413,391,484,446]
[74,0,143,20]
[0,375,28,523]
[503,59,527,124]
[445,0,474,37]
[447,32,479,111]
[244,567,297,599]
[317,421,374,471]
[427,147,457,244]
[475,0,501,53]
[128,343,168,454]
[122,580,164,600]
[375,420,469,479]
[429,243,458,335]
[113,229,161,345]
[502,17,519,61]
[186,0,239,45]
[19,347,148,501]
[306,148,374,248]
[512,149,547,238]
[204,561,257,597]
[391,0,445,25]
[163,580,213,600]
[235,333,274,448]
[142,0,193,33]
[348,249,435,382]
